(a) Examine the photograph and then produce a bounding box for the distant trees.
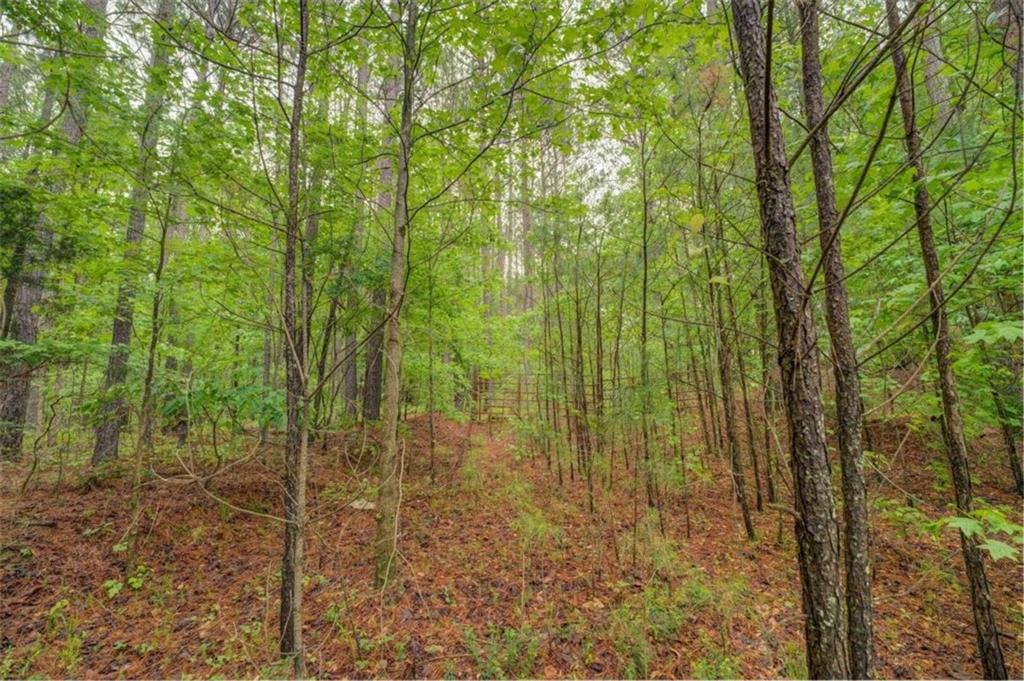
[0,0,108,462]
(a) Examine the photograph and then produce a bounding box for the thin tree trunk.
[719,223,764,513]
[344,62,371,419]
[374,0,417,588]
[279,0,310,673]
[364,63,401,424]
[703,223,755,540]
[797,1,874,674]
[638,130,655,509]
[137,202,173,451]
[885,2,1007,675]
[92,0,174,465]
[755,264,777,503]
[731,1,849,675]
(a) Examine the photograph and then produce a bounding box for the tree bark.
[92,0,174,465]
[363,66,401,423]
[0,1,106,461]
[730,0,849,675]
[796,1,874,675]
[885,1,1007,676]
[279,0,310,675]
[374,0,417,588]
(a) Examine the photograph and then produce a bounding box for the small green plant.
[943,503,1024,563]
[680,571,715,610]
[780,640,807,679]
[127,564,149,590]
[45,598,83,674]
[608,603,652,679]
[608,580,707,679]
[57,634,83,675]
[633,510,683,578]
[461,448,485,492]
[872,497,936,540]
[82,522,111,538]
[46,599,71,634]
[464,625,541,678]
[692,633,740,680]
[103,579,124,599]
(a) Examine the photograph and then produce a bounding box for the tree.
[796,0,873,674]
[0,0,108,462]
[730,0,849,675]
[884,0,1007,675]
[92,0,176,465]
[373,0,417,588]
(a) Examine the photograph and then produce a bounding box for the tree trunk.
[374,0,417,588]
[885,1,1007,675]
[363,66,401,424]
[797,1,874,675]
[719,222,764,513]
[704,224,755,540]
[92,0,174,465]
[137,202,173,451]
[279,0,310,674]
[638,130,656,509]
[0,1,106,461]
[730,0,849,675]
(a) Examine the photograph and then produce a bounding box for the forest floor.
[1,414,1022,679]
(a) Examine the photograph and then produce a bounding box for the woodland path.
[1,415,1021,678]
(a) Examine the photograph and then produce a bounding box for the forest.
[0,0,1021,678]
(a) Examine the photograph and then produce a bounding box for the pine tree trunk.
[796,1,874,675]
[885,1,1007,675]
[730,0,849,675]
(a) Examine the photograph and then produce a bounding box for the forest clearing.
[0,0,1021,678]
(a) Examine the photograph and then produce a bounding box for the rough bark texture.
[92,0,173,465]
[343,334,359,416]
[374,0,417,588]
[730,0,849,676]
[885,0,1007,676]
[0,2,106,461]
[363,68,401,424]
[362,292,385,421]
[796,1,874,676]
[0,270,42,461]
[279,0,309,674]
[713,284,756,540]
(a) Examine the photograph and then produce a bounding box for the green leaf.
[103,580,124,599]
[946,516,984,537]
[979,539,1019,562]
